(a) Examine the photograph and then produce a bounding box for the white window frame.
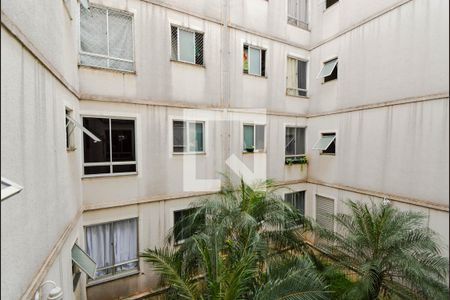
[244,44,265,77]
[174,26,202,65]
[287,0,309,29]
[313,131,336,155]
[171,120,206,155]
[172,207,199,245]
[242,123,266,153]
[285,126,307,158]
[79,4,135,72]
[1,177,23,201]
[81,115,137,177]
[284,190,306,214]
[286,56,309,97]
[84,218,140,286]
[65,108,76,151]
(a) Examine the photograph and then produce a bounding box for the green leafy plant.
[285,156,308,171]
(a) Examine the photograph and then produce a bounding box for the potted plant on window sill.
[285,156,308,171]
[245,146,255,153]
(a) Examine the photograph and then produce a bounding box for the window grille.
[287,57,307,96]
[316,195,334,231]
[171,25,204,65]
[288,0,308,29]
[80,5,134,72]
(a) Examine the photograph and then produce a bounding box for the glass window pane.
[243,45,249,73]
[285,127,296,156]
[312,134,335,150]
[80,6,108,55]
[243,125,254,150]
[111,119,135,162]
[249,47,261,75]
[173,121,185,152]
[179,29,195,63]
[83,118,110,163]
[298,60,307,96]
[108,11,133,60]
[72,244,97,279]
[113,164,136,173]
[189,122,204,152]
[84,166,111,175]
[113,219,138,269]
[318,58,338,78]
[255,125,265,151]
[85,223,114,278]
[295,128,305,155]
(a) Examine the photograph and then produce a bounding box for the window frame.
[242,123,266,153]
[78,4,136,73]
[66,107,76,151]
[286,55,309,97]
[312,131,336,155]
[243,44,266,77]
[284,190,306,216]
[171,120,206,155]
[287,0,309,30]
[171,24,204,66]
[81,115,138,177]
[318,57,338,83]
[84,217,140,286]
[284,126,307,158]
[315,194,336,232]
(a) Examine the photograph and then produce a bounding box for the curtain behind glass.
[113,219,138,273]
[243,125,254,149]
[86,223,113,277]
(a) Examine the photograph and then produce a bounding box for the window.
[313,132,336,155]
[285,127,306,157]
[80,5,134,72]
[318,58,338,82]
[173,120,205,153]
[287,0,308,29]
[315,195,334,231]
[285,191,305,216]
[171,25,204,65]
[66,108,76,150]
[286,57,308,97]
[243,45,266,76]
[1,177,23,201]
[173,208,204,244]
[82,117,136,175]
[71,243,96,284]
[85,218,138,281]
[326,0,339,9]
[243,124,265,152]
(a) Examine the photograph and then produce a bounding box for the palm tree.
[141,178,330,300]
[313,200,449,299]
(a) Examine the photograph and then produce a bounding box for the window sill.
[243,72,267,79]
[320,153,335,156]
[86,269,140,287]
[81,172,138,179]
[242,151,266,154]
[170,59,205,68]
[285,92,309,99]
[172,152,206,155]
[78,64,136,75]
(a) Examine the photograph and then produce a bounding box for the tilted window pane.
[249,47,261,75]
[285,127,296,155]
[111,119,135,162]
[179,29,195,63]
[80,6,108,55]
[312,134,335,150]
[295,128,306,155]
[83,118,110,163]
[243,125,254,149]
[318,58,338,78]
[255,125,265,150]
[108,10,133,60]
[72,244,97,279]
[173,121,185,152]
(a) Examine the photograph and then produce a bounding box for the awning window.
[312,134,336,150]
[1,177,23,201]
[80,0,89,9]
[317,58,338,78]
[66,115,101,143]
[72,244,97,279]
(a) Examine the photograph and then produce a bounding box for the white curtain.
[113,219,138,272]
[86,223,113,277]
[287,57,298,95]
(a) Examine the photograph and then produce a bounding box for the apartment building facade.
[1,0,448,299]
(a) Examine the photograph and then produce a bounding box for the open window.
[286,57,308,97]
[317,58,338,82]
[173,120,205,153]
[71,243,97,282]
[1,177,23,201]
[243,45,266,77]
[326,0,339,9]
[243,124,265,153]
[66,114,101,144]
[171,25,204,65]
[312,132,336,155]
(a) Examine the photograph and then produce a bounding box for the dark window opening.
[324,62,338,82]
[321,133,336,155]
[326,0,339,9]
[174,208,205,243]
